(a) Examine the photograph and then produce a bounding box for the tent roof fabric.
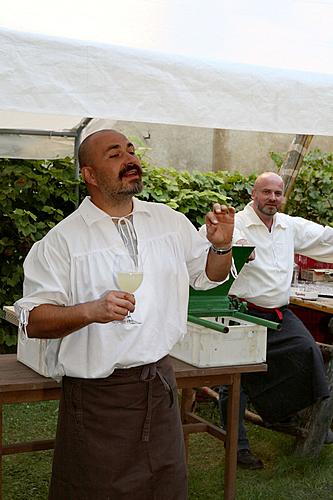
[1,26,333,138]
[1,1,333,159]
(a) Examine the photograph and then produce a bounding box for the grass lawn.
[3,400,333,499]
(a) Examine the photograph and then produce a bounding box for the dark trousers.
[219,307,330,448]
[242,308,329,423]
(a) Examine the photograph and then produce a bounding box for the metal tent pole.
[0,128,77,137]
[73,118,93,207]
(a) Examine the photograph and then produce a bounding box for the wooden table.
[290,296,333,315]
[290,290,333,345]
[0,354,266,500]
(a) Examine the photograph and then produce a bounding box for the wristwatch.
[210,244,232,255]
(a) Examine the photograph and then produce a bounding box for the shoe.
[237,449,264,470]
[324,429,333,444]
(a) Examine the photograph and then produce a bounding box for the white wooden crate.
[3,306,50,377]
[171,316,267,367]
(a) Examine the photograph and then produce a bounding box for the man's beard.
[100,179,143,202]
[93,161,144,203]
[257,202,278,216]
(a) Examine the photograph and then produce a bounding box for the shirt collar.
[78,196,151,226]
[244,202,287,229]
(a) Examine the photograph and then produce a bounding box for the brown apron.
[49,355,187,500]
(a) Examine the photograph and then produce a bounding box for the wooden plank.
[0,389,61,405]
[0,354,266,395]
[224,373,240,500]
[180,388,194,463]
[0,355,60,394]
[2,439,55,455]
[171,357,268,377]
[244,410,308,438]
[182,423,208,434]
[185,412,226,441]
[290,296,333,314]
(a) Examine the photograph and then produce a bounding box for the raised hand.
[205,203,235,249]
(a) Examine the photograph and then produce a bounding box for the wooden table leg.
[181,388,195,463]
[224,374,241,500]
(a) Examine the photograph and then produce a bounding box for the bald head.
[251,172,285,224]
[78,128,143,212]
[253,172,284,193]
[78,129,126,168]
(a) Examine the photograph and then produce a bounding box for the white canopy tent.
[0,0,333,159]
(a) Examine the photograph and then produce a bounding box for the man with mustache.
[219,171,333,469]
[15,129,235,500]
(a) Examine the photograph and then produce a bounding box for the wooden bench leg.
[224,374,240,500]
[181,388,195,463]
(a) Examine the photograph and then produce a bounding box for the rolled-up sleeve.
[14,230,71,316]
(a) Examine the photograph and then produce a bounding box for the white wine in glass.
[117,272,143,294]
[115,253,143,325]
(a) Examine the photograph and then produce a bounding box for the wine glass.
[114,253,143,325]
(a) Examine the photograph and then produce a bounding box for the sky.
[1,0,333,73]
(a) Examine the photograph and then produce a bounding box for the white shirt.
[230,202,333,308]
[15,197,223,379]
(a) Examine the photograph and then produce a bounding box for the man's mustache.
[119,163,142,179]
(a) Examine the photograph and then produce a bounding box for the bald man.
[220,172,333,469]
[15,129,235,500]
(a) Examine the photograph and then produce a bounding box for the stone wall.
[108,120,333,174]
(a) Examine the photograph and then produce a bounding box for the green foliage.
[1,149,332,350]
[270,149,333,226]
[139,161,256,227]
[0,158,82,350]
[269,151,284,169]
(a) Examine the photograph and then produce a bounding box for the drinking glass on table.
[114,253,143,325]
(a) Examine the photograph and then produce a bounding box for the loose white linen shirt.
[229,202,333,308]
[15,197,224,380]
